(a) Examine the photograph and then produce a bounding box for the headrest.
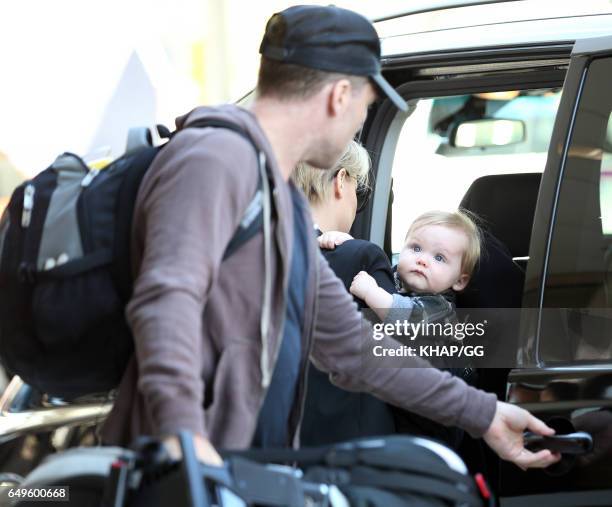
[456,229,525,309]
[460,173,541,258]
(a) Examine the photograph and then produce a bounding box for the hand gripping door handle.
[523,431,593,455]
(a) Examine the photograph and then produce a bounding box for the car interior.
[360,69,612,489]
[382,88,557,321]
[368,87,561,479]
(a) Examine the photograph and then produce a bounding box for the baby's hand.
[318,231,353,250]
[350,271,378,299]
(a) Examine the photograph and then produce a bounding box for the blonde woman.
[293,140,399,445]
[294,146,475,449]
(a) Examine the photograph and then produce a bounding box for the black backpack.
[0,120,269,400]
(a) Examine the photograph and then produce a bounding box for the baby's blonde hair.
[406,210,481,277]
[292,140,370,204]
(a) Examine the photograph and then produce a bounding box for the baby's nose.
[416,256,428,267]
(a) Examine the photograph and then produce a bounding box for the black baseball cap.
[259,5,408,112]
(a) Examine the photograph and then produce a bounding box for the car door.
[502,36,612,505]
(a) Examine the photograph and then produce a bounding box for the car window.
[390,88,561,257]
[540,57,612,363]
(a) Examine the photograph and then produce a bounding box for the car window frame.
[357,63,566,255]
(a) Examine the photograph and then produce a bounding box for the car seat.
[454,173,542,485]
[459,172,542,260]
[455,173,543,381]
[457,172,542,309]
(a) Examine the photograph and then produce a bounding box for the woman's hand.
[318,231,353,249]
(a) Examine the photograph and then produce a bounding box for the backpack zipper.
[21,184,36,228]
[77,167,102,253]
[81,169,100,187]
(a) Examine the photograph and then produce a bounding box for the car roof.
[375,1,612,57]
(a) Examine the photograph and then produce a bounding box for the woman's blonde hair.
[406,210,482,277]
[292,140,370,204]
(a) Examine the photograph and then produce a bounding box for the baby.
[342,210,481,448]
[349,210,480,322]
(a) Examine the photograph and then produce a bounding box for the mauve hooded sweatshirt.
[102,104,496,449]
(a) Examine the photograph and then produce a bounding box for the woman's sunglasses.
[333,168,372,213]
[356,183,372,213]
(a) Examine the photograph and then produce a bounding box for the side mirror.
[450,119,525,148]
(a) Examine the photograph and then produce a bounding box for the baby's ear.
[452,274,470,292]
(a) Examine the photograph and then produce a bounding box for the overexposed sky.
[3,0,610,177]
[0,0,205,173]
[0,0,394,175]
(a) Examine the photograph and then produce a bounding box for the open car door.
[503,35,612,506]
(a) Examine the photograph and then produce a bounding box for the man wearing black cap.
[102,5,560,472]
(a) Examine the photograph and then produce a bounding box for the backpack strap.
[184,119,275,389]
[113,119,270,304]
[184,119,271,262]
[112,118,273,391]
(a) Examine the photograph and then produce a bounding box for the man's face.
[397,225,469,294]
[309,80,377,169]
[346,81,377,141]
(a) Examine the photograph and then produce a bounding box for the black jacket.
[300,234,468,449]
[320,239,397,299]
[300,238,397,446]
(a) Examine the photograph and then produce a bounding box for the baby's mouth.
[410,270,427,278]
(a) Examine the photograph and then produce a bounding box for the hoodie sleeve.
[310,253,497,438]
[126,127,259,439]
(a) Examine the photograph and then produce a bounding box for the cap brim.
[370,73,407,112]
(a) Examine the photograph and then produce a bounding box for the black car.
[351,2,612,505]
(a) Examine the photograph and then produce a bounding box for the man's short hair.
[406,210,482,277]
[292,140,370,205]
[257,57,368,101]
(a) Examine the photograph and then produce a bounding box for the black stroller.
[4,431,493,507]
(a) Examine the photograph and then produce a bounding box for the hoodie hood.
[175,104,280,180]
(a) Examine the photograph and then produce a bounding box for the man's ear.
[328,79,352,116]
[452,273,470,292]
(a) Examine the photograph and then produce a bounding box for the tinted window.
[540,57,612,363]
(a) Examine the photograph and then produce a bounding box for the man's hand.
[483,401,562,470]
[163,434,224,466]
[318,231,353,250]
[350,271,378,300]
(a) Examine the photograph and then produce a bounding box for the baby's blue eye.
[412,245,421,253]
[434,254,445,262]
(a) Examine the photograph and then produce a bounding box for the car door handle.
[524,431,593,455]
